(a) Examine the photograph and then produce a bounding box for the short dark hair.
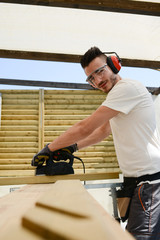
[80,46,104,68]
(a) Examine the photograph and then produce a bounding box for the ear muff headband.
[103,52,122,74]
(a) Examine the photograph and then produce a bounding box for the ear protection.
[103,52,122,74]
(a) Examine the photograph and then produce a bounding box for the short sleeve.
[102,79,148,114]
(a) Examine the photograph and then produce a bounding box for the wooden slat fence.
[0,89,120,178]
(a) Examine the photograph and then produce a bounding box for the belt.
[124,171,160,186]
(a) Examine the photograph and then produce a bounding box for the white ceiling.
[0,3,160,62]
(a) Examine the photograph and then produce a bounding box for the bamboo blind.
[0,89,120,177]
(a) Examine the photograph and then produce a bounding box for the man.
[32,47,160,239]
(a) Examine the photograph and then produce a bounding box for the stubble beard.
[102,74,117,93]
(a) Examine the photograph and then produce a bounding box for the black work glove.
[53,143,78,161]
[31,144,53,166]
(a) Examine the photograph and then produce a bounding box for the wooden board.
[0,171,119,185]
[0,184,52,240]
[1,0,160,16]
[1,180,135,240]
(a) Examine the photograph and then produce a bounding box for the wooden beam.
[1,0,160,16]
[0,78,159,94]
[0,49,81,63]
[0,181,134,240]
[0,49,160,69]
[0,184,54,239]
[0,78,94,90]
[0,172,120,185]
[21,180,134,240]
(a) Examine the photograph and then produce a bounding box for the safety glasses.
[86,64,108,86]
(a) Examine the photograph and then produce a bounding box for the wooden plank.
[1,93,39,99]
[0,142,38,147]
[79,145,115,151]
[1,0,160,16]
[45,94,106,100]
[45,105,99,110]
[2,99,38,105]
[0,168,120,176]
[0,162,119,170]
[44,120,79,125]
[0,159,33,164]
[0,148,37,153]
[44,90,103,95]
[0,170,35,176]
[30,180,93,218]
[0,137,38,142]
[0,153,35,158]
[0,180,134,240]
[0,165,33,170]
[45,134,113,142]
[2,105,38,109]
[45,115,89,120]
[21,180,134,240]
[0,126,38,131]
[2,110,38,115]
[74,157,117,163]
[0,90,39,94]
[0,184,52,240]
[45,99,105,104]
[44,136,113,143]
[0,171,120,185]
[73,162,119,168]
[0,146,115,153]
[0,131,38,136]
[0,50,160,69]
[0,80,160,95]
[45,110,94,115]
[2,225,45,240]
[0,157,117,164]
[0,78,93,90]
[2,115,38,120]
[1,120,38,125]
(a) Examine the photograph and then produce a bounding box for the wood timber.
[0,79,159,93]
[0,180,135,240]
[0,50,160,69]
[0,184,53,240]
[1,0,160,16]
[0,172,119,185]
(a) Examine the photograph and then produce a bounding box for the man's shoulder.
[117,78,143,86]
[112,78,148,94]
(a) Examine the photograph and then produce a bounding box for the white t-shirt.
[102,79,160,177]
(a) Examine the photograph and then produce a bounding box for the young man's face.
[84,56,118,93]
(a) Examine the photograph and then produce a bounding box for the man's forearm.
[48,106,116,152]
[48,118,92,151]
[77,122,111,150]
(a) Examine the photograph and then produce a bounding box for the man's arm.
[77,121,111,150]
[48,106,118,151]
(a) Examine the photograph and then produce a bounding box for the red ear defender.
[103,52,122,74]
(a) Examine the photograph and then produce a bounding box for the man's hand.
[51,143,78,161]
[62,143,78,154]
[31,143,78,166]
[31,144,53,166]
